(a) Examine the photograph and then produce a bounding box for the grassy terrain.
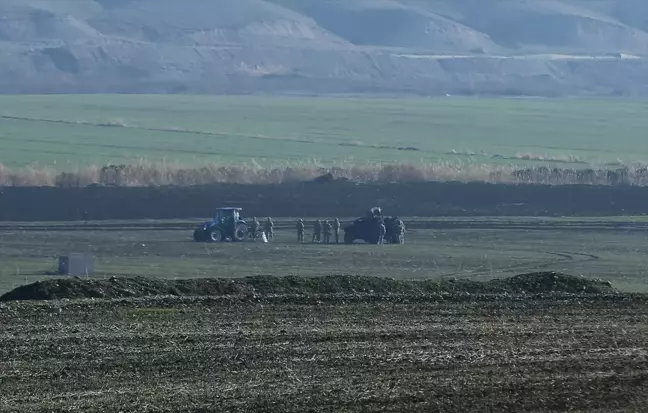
[2,292,647,412]
[1,95,647,169]
[1,217,646,294]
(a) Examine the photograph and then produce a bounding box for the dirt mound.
[0,272,616,302]
[0,276,252,302]
[492,271,614,294]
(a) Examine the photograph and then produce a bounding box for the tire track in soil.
[439,251,601,279]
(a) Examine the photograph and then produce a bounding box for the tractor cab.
[214,207,242,224]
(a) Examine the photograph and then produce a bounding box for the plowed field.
[1,292,647,412]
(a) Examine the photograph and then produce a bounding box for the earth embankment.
[0,272,615,301]
[0,181,647,221]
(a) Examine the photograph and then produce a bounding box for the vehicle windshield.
[215,209,236,221]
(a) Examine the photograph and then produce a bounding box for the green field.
[1,95,647,169]
[1,217,646,294]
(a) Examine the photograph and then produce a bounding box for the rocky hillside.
[1,0,647,96]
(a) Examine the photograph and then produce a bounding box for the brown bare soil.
[1,181,647,221]
[0,273,616,302]
[1,288,647,412]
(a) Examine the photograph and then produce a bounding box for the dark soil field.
[1,181,648,221]
[1,278,647,412]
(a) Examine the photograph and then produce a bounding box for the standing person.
[296,219,305,243]
[395,218,406,244]
[264,217,274,241]
[312,220,322,243]
[323,220,332,244]
[367,207,382,218]
[332,218,341,244]
[378,221,386,244]
[249,217,259,241]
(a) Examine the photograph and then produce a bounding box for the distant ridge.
[0,0,647,95]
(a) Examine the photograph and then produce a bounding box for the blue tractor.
[193,207,248,242]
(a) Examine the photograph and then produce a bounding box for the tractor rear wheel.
[208,228,223,242]
[233,224,247,242]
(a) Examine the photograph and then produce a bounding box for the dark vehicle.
[343,207,397,244]
[193,207,248,242]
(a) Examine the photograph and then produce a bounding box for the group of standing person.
[246,216,341,243]
[246,216,405,244]
[248,217,274,241]
[296,218,341,243]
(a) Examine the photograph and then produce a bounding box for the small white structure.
[58,254,94,276]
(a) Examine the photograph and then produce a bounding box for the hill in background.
[1,0,647,96]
